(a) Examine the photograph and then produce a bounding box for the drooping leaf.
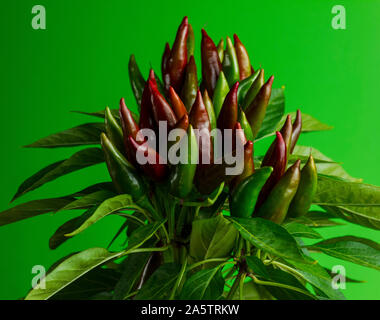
[287,210,344,227]
[24,123,104,148]
[12,148,104,201]
[283,222,323,239]
[230,217,306,262]
[246,256,270,279]
[72,109,139,123]
[69,182,115,197]
[179,266,224,300]
[58,190,116,212]
[307,236,380,271]
[0,197,75,227]
[313,175,380,230]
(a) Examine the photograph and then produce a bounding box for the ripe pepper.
[105,106,124,153]
[201,29,222,97]
[222,36,240,86]
[212,71,230,118]
[257,160,301,224]
[216,38,224,63]
[288,155,317,218]
[166,17,188,93]
[168,86,187,120]
[237,69,260,107]
[290,109,302,153]
[168,124,198,198]
[139,70,157,131]
[230,140,254,191]
[217,82,239,130]
[242,68,265,111]
[245,75,274,140]
[238,108,254,142]
[128,55,145,108]
[202,90,216,131]
[181,55,198,111]
[161,42,171,92]
[230,167,273,218]
[187,24,195,61]
[233,34,252,80]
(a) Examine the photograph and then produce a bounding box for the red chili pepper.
[139,70,157,131]
[230,140,254,190]
[217,82,239,130]
[201,29,222,97]
[233,34,252,80]
[168,86,187,120]
[290,109,302,153]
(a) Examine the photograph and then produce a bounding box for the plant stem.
[128,246,170,254]
[226,272,242,300]
[169,252,188,300]
[187,259,234,271]
[239,273,246,300]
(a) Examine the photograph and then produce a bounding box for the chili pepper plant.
[2,17,380,300]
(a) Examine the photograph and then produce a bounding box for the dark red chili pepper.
[217,82,239,130]
[290,109,302,153]
[139,70,157,131]
[168,86,187,120]
[161,42,171,92]
[230,140,254,191]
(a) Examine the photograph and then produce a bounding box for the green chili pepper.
[216,38,224,63]
[181,55,198,111]
[187,24,195,60]
[233,34,252,80]
[202,89,216,131]
[230,167,273,218]
[257,160,301,224]
[288,155,317,218]
[222,36,240,86]
[128,55,145,108]
[237,69,260,107]
[169,125,198,198]
[290,109,302,154]
[245,75,274,140]
[242,68,265,111]
[212,71,229,117]
[105,106,124,153]
[238,108,254,142]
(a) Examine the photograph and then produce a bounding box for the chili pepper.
[166,16,188,92]
[237,69,260,107]
[290,109,302,153]
[238,108,254,142]
[212,71,230,117]
[169,124,198,198]
[230,140,255,191]
[230,167,273,218]
[217,82,239,130]
[233,34,252,81]
[257,160,301,224]
[105,106,124,153]
[288,155,317,218]
[181,55,198,111]
[245,75,274,140]
[187,24,195,61]
[149,80,177,130]
[128,136,168,182]
[216,38,224,63]
[201,28,222,97]
[222,36,240,86]
[202,89,216,131]
[168,86,187,120]
[139,70,157,131]
[128,55,145,108]
[242,68,265,110]
[162,42,171,92]
[169,114,189,147]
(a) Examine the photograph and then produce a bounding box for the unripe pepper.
[237,69,260,107]
[233,34,252,80]
[181,56,198,111]
[217,82,239,130]
[222,36,240,86]
[202,90,217,131]
[168,86,187,120]
[212,71,230,117]
[230,140,255,190]
[242,68,265,110]
[230,167,273,218]
[168,124,198,198]
[257,160,301,224]
[245,75,274,140]
[216,38,224,63]
[238,108,254,142]
[128,55,145,108]
[290,109,302,153]
[201,29,222,97]
[187,24,195,60]
[105,106,124,153]
[288,155,317,217]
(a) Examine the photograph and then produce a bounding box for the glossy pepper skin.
[161,43,171,92]
[212,71,230,117]
[242,68,265,110]
[230,140,255,190]
[105,106,124,153]
[245,75,274,140]
[257,160,301,224]
[128,55,145,108]
[168,124,198,198]
[288,155,317,218]
[222,36,240,86]
[233,34,252,80]
[139,70,157,131]
[290,109,302,153]
[201,29,222,97]
[202,90,216,131]
[187,24,195,60]
[230,167,273,218]
[181,55,198,111]
[216,38,224,63]
[168,86,187,120]
[217,82,239,130]
[238,108,254,142]
[237,69,260,107]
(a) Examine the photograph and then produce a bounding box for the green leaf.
[179,266,224,300]
[12,148,104,201]
[0,197,74,227]
[69,182,115,197]
[58,190,116,212]
[24,123,104,148]
[189,215,238,266]
[283,222,323,239]
[125,221,165,251]
[134,263,181,300]
[65,194,142,236]
[287,210,344,227]
[246,256,270,279]
[313,175,380,230]
[25,248,124,300]
[307,236,380,271]
[230,280,274,300]
[256,88,285,139]
[230,217,306,262]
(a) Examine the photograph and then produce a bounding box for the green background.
[1,0,379,299]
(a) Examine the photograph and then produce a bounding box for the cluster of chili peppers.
[100,17,318,227]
